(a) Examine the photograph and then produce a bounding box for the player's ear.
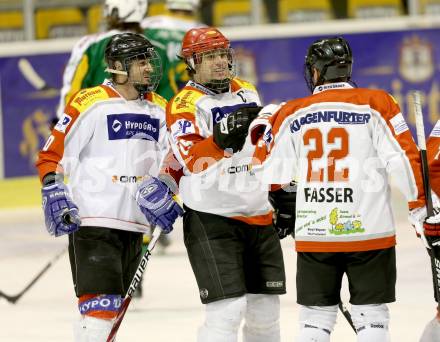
[114,60,123,71]
[313,67,320,84]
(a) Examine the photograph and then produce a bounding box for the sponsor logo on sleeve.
[171,119,195,139]
[107,113,160,141]
[389,113,409,135]
[431,120,440,137]
[211,102,257,124]
[71,87,108,112]
[54,114,72,133]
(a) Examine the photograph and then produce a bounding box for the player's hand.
[424,210,440,237]
[269,185,296,240]
[42,182,81,237]
[408,206,427,238]
[136,177,183,233]
[213,106,261,153]
[273,211,295,239]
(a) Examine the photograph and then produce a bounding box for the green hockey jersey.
[142,15,205,100]
[57,29,123,117]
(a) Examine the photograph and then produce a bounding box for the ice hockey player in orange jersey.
[420,119,440,342]
[249,36,426,342]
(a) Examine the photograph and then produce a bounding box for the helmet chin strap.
[203,80,230,94]
[104,67,128,76]
[134,83,150,99]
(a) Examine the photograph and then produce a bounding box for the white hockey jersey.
[37,81,168,233]
[251,83,425,251]
[166,79,273,225]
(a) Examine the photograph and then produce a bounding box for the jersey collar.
[313,82,353,95]
[187,80,222,96]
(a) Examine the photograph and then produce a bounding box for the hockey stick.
[0,246,67,304]
[106,227,162,342]
[18,58,50,91]
[339,301,357,333]
[413,91,440,302]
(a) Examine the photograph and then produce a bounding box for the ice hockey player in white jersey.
[56,0,148,118]
[36,33,182,342]
[249,37,426,342]
[164,27,292,342]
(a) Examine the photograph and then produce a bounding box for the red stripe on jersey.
[295,235,396,252]
[428,135,440,196]
[230,211,273,226]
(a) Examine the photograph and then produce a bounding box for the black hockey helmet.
[105,32,162,93]
[304,37,353,92]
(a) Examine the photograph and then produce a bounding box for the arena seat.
[421,0,440,15]
[87,4,103,34]
[278,0,333,23]
[148,2,167,16]
[0,11,24,41]
[213,0,252,26]
[35,7,87,39]
[348,0,403,18]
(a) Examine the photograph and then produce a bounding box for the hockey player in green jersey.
[56,0,148,118]
[142,0,205,101]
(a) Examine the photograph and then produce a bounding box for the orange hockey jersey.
[428,120,440,196]
[251,82,425,252]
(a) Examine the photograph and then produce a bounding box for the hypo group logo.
[107,114,160,141]
[211,103,258,124]
[54,114,72,133]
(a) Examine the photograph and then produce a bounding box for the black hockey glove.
[269,183,297,239]
[213,106,262,153]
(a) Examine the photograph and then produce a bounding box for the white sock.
[420,317,440,342]
[297,325,331,342]
[197,296,246,342]
[73,316,113,342]
[243,294,280,342]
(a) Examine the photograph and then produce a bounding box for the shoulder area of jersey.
[231,77,257,92]
[68,85,118,112]
[145,92,168,110]
[168,86,204,115]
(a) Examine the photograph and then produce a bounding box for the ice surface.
[0,191,435,341]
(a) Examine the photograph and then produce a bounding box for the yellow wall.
[0,176,41,209]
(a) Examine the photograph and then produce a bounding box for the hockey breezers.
[106,227,162,342]
[0,246,67,304]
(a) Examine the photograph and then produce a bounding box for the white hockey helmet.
[166,0,200,12]
[104,0,148,23]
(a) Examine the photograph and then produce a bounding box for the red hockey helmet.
[180,27,230,59]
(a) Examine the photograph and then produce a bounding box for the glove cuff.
[42,172,63,186]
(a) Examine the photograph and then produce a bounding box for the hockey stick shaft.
[106,227,162,342]
[339,301,357,333]
[414,91,434,216]
[0,246,67,304]
[413,91,440,301]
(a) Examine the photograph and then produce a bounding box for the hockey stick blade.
[338,301,357,333]
[0,246,67,304]
[0,290,21,304]
[18,58,47,91]
[106,228,162,342]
